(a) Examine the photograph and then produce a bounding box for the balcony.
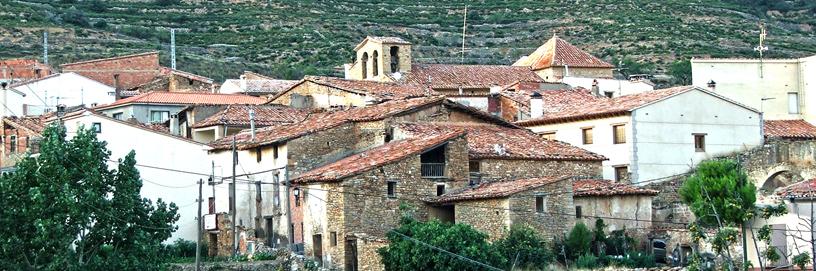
[421,163,446,178]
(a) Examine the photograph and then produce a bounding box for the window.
[208,197,215,214]
[614,166,628,182]
[541,132,556,140]
[436,184,446,196]
[91,122,102,133]
[694,134,706,152]
[255,147,262,162]
[112,112,123,120]
[535,196,545,213]
[372,50,379,76]
[420,145,447,178]
[788,92,800,114]
[604,91,614,98]
[273,144,279,159]
[468,160,480,173]
[390,46,400,72]
[150,111,170,123]
[330,231,337,247]
[9,135,17,153]
[613,124,626,144]
[387,181,397,198]
[361,52,368,79]
[575,206,583,218]
[581,128,593,145]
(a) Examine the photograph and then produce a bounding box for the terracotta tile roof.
[273,76,428,102]
[291,130,465,184]
[778,178,816,199]
[221,79,299,95]
[501,85,597,114]
[764,120,816,139]
[60,51,159,67]
[208,96,447,150]
[192,104,308,128]
[573,179,658,197]
[401,64,542,89]
[396,123,606,161]
[516,86,695,126]
[94,92,267,110]
[2,116,48,136]
[513,35,614,70]
[433,177,566,203]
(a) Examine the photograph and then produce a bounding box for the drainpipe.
[630,112,638,184]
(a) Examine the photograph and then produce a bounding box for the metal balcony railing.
[421,163,446,178]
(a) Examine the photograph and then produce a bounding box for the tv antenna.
[43,31,48,65]
[460,5,470,64]
[170,28,176,70]
[754,22,768,78]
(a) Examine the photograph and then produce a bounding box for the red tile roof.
[2,116,48,136]
[396,123,606,161]
[778,179,816,199]
[291,130,465,184]
[501,86,598,114]
[192,104,308,128]
[516,86,695,126]
[208,96,448,150]
[273,76,428,101]
[764,120,816,139]
[433,177,566,203]
[513,35,614,70]
[60,51,159,67]
[573,179,658,197]
[94,91,267,110]
[401,64,543,89]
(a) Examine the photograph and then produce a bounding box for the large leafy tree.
[0,125,179,270]
[493,224,554,270]
[378,216,506,271]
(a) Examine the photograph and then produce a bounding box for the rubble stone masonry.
[478,159,602,181]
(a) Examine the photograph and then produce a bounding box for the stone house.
[494,81,588,122]
[691,55,816,123]
[268,76,426,109]
[126,67,217,95]
[572,179,658,236]
[60,51,161,92]
[93,91,266,125]
[431,177,576,242]
[512,35,615,82]
[516,86,763,185]
[220,71,298,98]
[182,104,308,143]
[0,59,53,84]
[0,116,46,169]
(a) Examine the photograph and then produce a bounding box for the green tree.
[61,6,90,27]
[0,125,179,270]
[565,222,594,259]
[494,224,554,269]
[669,59,692,85]
[680,159,757,271]
[378,217,505,271]
[87,0,108,13]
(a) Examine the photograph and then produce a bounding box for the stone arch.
[372,50,379,77]
[361,52,368,79]
[757,165,803,197]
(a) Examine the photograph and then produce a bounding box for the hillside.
[1,0,814,83]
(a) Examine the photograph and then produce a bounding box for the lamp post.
[760,97,776,114]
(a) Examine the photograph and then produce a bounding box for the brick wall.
[61,52,160,90]
[1,124,39,168]
[1,59,52,81]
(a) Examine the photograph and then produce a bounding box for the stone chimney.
[591,79,600,97]
[487,86,502,116]
[530,92,543,119]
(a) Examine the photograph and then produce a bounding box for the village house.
[512,35,615,82]
[60,52,162,93]
[516,86,764,185]
[220,71,299,98]
[125,67,217,95]
[572,179,658,235]
[0,116,46,169]
[268,75,427,109]
[492,81,588,122]
[57,109,211,242]
[183,104,308,143]
[6,72,115,116]
[0,59,53,85]
[691,55,816,122]
[755,179,816,269]
[92,91,266,125]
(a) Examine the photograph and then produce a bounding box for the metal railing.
[421,163,446,178]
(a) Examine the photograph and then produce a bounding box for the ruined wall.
[60,52,160,90]
[477,159,602,182]
[574,195,653,238]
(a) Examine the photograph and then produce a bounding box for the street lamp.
[760,97,776,113]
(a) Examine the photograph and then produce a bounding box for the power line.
[389,230,504,271]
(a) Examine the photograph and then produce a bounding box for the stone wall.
[61,52,160,90]
[270,81,368,108]
[537,66,613,81]
[478,159,602,182]
[509,178,575,242]
[287,122,359,177]
[574,195,654,239]
[357,238,388,271]
[455,198,511,241]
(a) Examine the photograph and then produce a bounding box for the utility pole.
[460,5,468,64]
[231,136,238,256]
[170,28,177,70]
[195,178,203,271]
[285,163,292,247]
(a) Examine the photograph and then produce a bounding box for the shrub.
[61,6,90,27]
[93,20,108,29]
[162,239,198,259]
[494,224,554,269]
[252,251,276,261]
[576,253,599,269]
[566,222,593,259]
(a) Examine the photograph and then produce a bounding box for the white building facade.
[61,111,211,241]
[10,73,115,116]
[520,87,763,185]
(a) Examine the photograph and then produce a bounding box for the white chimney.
[489,85,501,95]
[169,114,179,135]
[530,92,543,119]
[249,108,256,141]
[239,74,247,92]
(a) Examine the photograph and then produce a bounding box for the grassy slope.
[1,0,814,82]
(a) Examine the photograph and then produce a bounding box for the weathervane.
[754,22,769,78]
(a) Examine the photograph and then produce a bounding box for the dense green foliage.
[1,0,814,82]
[679,159,756,227]
[0,125,179,271]
[565,222,594,259]
[493,224,554,269]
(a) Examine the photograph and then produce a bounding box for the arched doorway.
[760,170,803,197]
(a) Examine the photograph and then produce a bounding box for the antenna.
[461,5,468,64]
[170,28,176,70]
[753,22,769,78]
[43,31,48,65]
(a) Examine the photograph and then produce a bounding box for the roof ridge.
[61,51,159,67]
